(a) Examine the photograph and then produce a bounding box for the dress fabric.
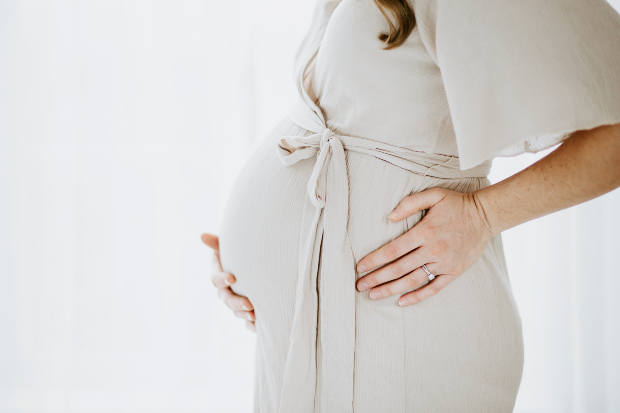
[218,0,620,412]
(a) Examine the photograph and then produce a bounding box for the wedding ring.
[421,264,435,281]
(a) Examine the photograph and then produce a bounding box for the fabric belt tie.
[275,98,491,413]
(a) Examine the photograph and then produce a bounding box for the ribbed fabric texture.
[218,0,620,411]
[219,116,523,412]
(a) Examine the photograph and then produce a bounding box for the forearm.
[473,122,620,237]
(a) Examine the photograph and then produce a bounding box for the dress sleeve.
[429,0,620,170]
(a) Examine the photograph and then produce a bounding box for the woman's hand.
[355,188,492,306]
[201,233,256,332]
[356,123,620,307]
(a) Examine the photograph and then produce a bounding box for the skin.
[203,121,620,327]
[201,233,256,332]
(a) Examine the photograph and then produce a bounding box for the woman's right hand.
[201,233,256,332]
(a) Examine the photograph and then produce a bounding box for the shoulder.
[409,0,439,63]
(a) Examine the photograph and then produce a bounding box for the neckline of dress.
[295,0,346,125]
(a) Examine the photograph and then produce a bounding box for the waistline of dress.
[284,96,492,180]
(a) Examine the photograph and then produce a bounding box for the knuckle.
[426,225,437,237]
[392,261,408,277]
[365,275,379,287]
[211,271,225,283]
[225,295,240,309]
[384,243,400,261]
[428,241,446,258]
[378,287,392,298]
[233,310,244,319]
[421,226,436,242]
[405,274,422,290]
[234,296,247,310]
[402,195,416,210]
[428,187,444,197]
[217,287,227,300]
[435,239,448,253]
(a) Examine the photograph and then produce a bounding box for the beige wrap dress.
[218,0,620,411]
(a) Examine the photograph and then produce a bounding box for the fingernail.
[358,282,368,292]
[224,278,232,285]
[388,208,400,219]
[242,305,251,311]
[398,299,408,306]
[247,314,253,321]
[357,264,366,272]
[370,290,381,300]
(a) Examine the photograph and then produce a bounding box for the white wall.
[1,1,619,412]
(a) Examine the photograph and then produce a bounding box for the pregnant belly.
[218,117,316,311]
[218,114,491,315]
[217,119,523,410]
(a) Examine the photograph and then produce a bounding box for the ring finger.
[368,264,437,300]
[357,248,427,292]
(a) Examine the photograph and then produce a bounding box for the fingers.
[366,266,431,300]
[356,232,421,274]
[211,250,223,271]
[233,309,256,321]
[205,232,228,282]
[208,240,232,287]
[218,286,254,311]
[202,233,255,332]
[398,273,456,306]
[217,286,257,333]
[212,269,235,288]
[357,187,451,272]
[201,233,219,251]
[357,248,426,291]
[245,320,256,333]
[387,188,446,222]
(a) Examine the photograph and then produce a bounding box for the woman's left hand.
[355,187,493,306]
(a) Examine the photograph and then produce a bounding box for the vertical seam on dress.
[401,308,408,413]
[314,231,324,413]
[347,234,357,412]
[344,149,356,412]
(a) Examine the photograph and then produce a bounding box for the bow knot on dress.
[278,127,345,209]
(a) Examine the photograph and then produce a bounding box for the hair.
[373,0,416,50]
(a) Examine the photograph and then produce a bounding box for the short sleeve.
[430,0,620,170]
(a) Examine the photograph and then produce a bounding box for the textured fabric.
[277,100,491,412]
[220,117,523,413]
[309,0,620,169]
[218,0,620,411]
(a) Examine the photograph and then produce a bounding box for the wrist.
[465,189,498,240]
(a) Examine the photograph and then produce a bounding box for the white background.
[1,1,620,412]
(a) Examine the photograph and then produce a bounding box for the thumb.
[201,233,220,251]
[387,188,447,221]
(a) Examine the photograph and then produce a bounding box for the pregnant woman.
[202,0,620,411]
